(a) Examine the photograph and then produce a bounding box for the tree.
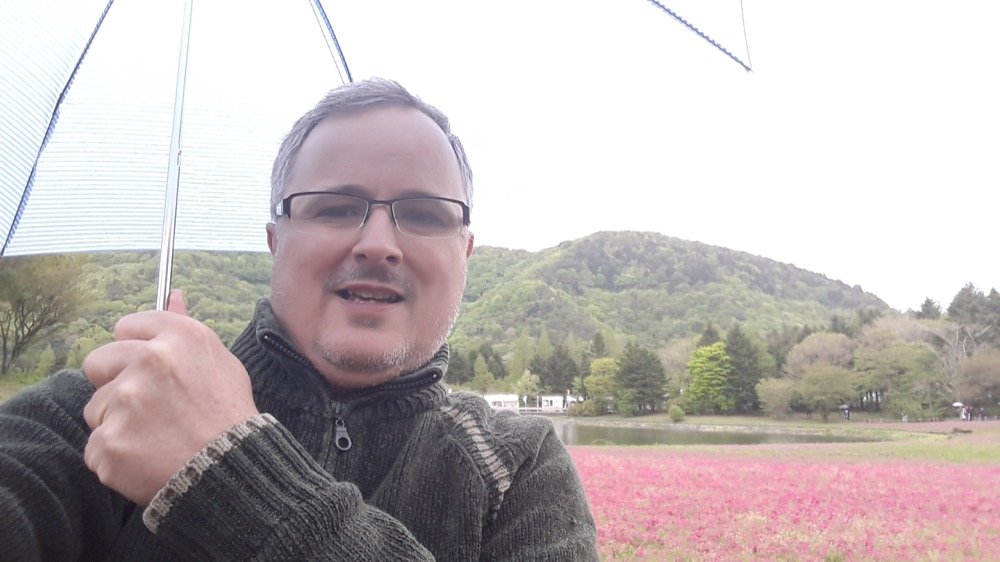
[797,365,856,421]
[725,324,765,413]
[946,283,1000,347]
[947,283,988,325]
[589,331,608,359]
[477,342,508,379]
[783,332,855,380]
[514,370,541,405]
[686,342,733,413]
[547,343,579,394]
[955,348,1000,407]
[916,298,942,320]
[756,378,797,418]
[507,332,534,382]
[0,255,88,375]
[764,324,814,375]
[584,357,619,410]
[854,340,941,417]
[616,342,666,413]
[470,355,496,393]
[446,347,473,384]
[32,345,57,380]
[534,329,554,362]
[697,322,721,348]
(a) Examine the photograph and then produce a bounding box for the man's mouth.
[335,289,404,304]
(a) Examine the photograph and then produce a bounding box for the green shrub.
[567,399,605,417]
[668,404,685,422]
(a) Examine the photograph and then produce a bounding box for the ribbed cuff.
[138,412,365,560]
[143,413,277,532]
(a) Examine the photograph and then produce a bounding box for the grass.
[570,413,1000,464]
[0,372,46,404]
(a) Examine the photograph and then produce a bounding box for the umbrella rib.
[309,0,353,84]
[1,0,118,258]
[644,0,753,73]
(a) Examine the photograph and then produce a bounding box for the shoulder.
[436,392,557,514]
[439,392,554,447]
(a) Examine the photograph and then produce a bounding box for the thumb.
[166,289,189,316]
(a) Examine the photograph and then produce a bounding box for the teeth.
[339,289,401,303]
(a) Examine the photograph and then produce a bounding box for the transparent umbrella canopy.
[0,0,350,308]
[2,0,749,310]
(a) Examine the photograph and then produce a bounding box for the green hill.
[450,231,889,353]
[3,230,891,373]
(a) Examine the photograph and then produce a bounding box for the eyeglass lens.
[289,193,464,238]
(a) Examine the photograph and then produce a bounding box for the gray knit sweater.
[0,300,598,560]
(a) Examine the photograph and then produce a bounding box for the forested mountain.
[450,231,889,354]
[3,230,890,374]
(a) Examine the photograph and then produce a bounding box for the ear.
[465,231,475,258]
[266,222,278,256]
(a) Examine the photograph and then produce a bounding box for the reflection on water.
[549,418,877,446]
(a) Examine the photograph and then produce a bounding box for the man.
[0,78,598,560]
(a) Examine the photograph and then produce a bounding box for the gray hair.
[270,78,473,218]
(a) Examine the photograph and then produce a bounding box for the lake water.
[550,418,877,446]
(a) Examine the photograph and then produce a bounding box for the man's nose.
[351,205,402,265]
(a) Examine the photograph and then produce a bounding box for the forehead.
[287,106,464,200]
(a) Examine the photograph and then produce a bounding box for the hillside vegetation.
[2,230,890,376]
[452,231,888,354]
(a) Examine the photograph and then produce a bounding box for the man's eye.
[312,205,362,220]
[401,209,449,226]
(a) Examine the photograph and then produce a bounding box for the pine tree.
[697,322,721,348]
[541,343,578,394]
[616,342,667,413]
[916,298,942,320]
[725,324,765,414]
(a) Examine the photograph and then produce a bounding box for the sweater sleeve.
[0,371,129,562]
[143,413,436,561]
[479,418,599,561]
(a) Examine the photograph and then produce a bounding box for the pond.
[550,418,878,446]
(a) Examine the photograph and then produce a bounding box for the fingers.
[113,303,194,342]
[167,289,188,316]
[82,339,149,389]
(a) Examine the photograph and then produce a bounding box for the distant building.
[483,393,519,411]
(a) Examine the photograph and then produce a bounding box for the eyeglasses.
[275,191,471,239]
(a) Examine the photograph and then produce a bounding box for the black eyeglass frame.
[275,191,471,234]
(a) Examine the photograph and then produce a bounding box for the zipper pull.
[334,417,352,451]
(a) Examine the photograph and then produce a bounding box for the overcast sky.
[3,1,998,313]
[322,0,997,313]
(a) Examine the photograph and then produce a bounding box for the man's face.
[266,106,474,390]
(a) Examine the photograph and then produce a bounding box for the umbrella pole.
[156,0,194,311]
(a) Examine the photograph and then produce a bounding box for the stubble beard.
[271,254,468,385]
[314,289,464,381]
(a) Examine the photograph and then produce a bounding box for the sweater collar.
[229,299,449,419]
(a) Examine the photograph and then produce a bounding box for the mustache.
[323,266,414,296]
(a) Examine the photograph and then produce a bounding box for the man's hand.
[82,290,259,506]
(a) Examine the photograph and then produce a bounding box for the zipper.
[332,402,352,451]
[260,330,444,454]
[261,332,353,451]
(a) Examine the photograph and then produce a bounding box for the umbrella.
[952,402,964,408]
[0,0,351,308]
[1,0,748,309]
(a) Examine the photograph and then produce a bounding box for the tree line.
[445,284,1000,420]
[2,253,998,421]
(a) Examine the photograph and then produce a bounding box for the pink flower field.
[569,446,1000,561]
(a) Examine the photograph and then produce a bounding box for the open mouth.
[336,289,404,304]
